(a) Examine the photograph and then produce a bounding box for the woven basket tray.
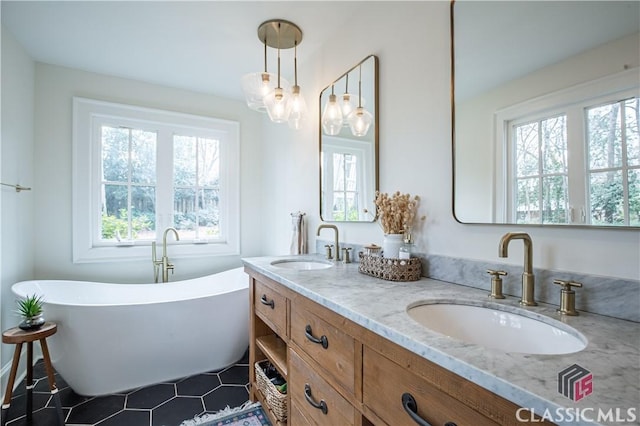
[255,360,287,422]
[358,253,422,282]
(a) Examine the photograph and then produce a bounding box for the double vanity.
[243,256,639,426]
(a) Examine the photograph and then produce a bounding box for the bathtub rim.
[11,267,249,308]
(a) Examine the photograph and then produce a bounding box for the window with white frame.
[498,70,639,226]
[510,114,569,224]
[321,137,373,221]
[73,97,240,263]
[586,98,640,226]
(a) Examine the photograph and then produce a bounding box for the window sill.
[73,242,240,264]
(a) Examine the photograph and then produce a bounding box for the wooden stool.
[1,322,65,426]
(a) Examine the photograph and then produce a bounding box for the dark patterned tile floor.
[4,348,250,426]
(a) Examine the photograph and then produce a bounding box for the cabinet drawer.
[289,401,313,425]
[290,302,355,394]
[254,279,287,336]
[289,348,355,425]
[363,347,498,426]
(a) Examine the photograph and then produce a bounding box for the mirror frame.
[450,0,640,230]
[319,54,379,222]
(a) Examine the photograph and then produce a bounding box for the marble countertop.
[242,255,640,426]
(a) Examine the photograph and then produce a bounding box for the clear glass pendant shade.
[322,93,343,135]
[340,93,354,125]
[347,106,373,137]
[287,85,307,130]
[242,72,290,112]
[264,87,291,123]
[243,19,303,126]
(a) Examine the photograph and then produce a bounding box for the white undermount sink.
[270,259,333,270]
[407,301,587,355]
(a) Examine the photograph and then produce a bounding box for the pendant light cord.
[358,65,363,108]
[263,38,267,73]
[294,41,298,86]
[276,22,281,89]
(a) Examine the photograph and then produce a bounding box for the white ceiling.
[3,1,639,103]
[1,1,363,101]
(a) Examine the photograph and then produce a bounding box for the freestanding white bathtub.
[11,267,249,396]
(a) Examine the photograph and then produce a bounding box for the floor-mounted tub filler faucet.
[152,227,180,283]
[317,224,340,261]
[498,232,538,306]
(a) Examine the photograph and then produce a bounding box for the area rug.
[179,401,272,426]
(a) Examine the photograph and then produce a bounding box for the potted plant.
[16,294,45,330]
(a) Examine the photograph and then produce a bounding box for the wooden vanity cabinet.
[289,347,356,425]
[246,267,554,426]
[363,347,498,425]
[289,293,358,398]
[249,272,289,425]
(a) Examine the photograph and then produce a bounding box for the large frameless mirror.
[452,1,640,228]
[319,55,378,222]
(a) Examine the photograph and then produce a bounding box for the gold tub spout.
[152,227,180,283]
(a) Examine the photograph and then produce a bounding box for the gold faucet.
[152,227,180,282]
[498,232,537,306]
[317,224,340,261]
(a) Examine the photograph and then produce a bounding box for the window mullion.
[156,129,174,236]
[567,106,586,224]
[195,139,201,240]
[620,100,630,225]
[537,119,544,224]
[127,128,134,240]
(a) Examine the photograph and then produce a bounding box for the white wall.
[262,2,640,281]
[32,63,265,282]
[1,26,36,385]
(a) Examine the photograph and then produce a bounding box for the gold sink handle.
[553,279,583,316]
[487,269,507,299]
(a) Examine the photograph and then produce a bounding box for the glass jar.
[398,238,414,259]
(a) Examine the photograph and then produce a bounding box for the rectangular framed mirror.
[320,55,378,222]
[452,1,639,228]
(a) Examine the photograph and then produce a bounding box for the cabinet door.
[290,300,355,394]
[363,347,499,426]
[254,278,288,337]
[289,348,355,426]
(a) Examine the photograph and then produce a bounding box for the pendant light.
[242,20,303,126]
[340,74,354,125]
[264,22,290,123]
[241,39,284,112]
[347,64,373,137]
[322,85,343,135]
[287,41,307,130]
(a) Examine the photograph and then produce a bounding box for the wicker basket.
[358,253,422,282]
[255,360,287,422]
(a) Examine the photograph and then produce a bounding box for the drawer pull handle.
[402,393,458,426]
[260,294,275,309]
[304,325,329,349]
[304,383,328,415]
